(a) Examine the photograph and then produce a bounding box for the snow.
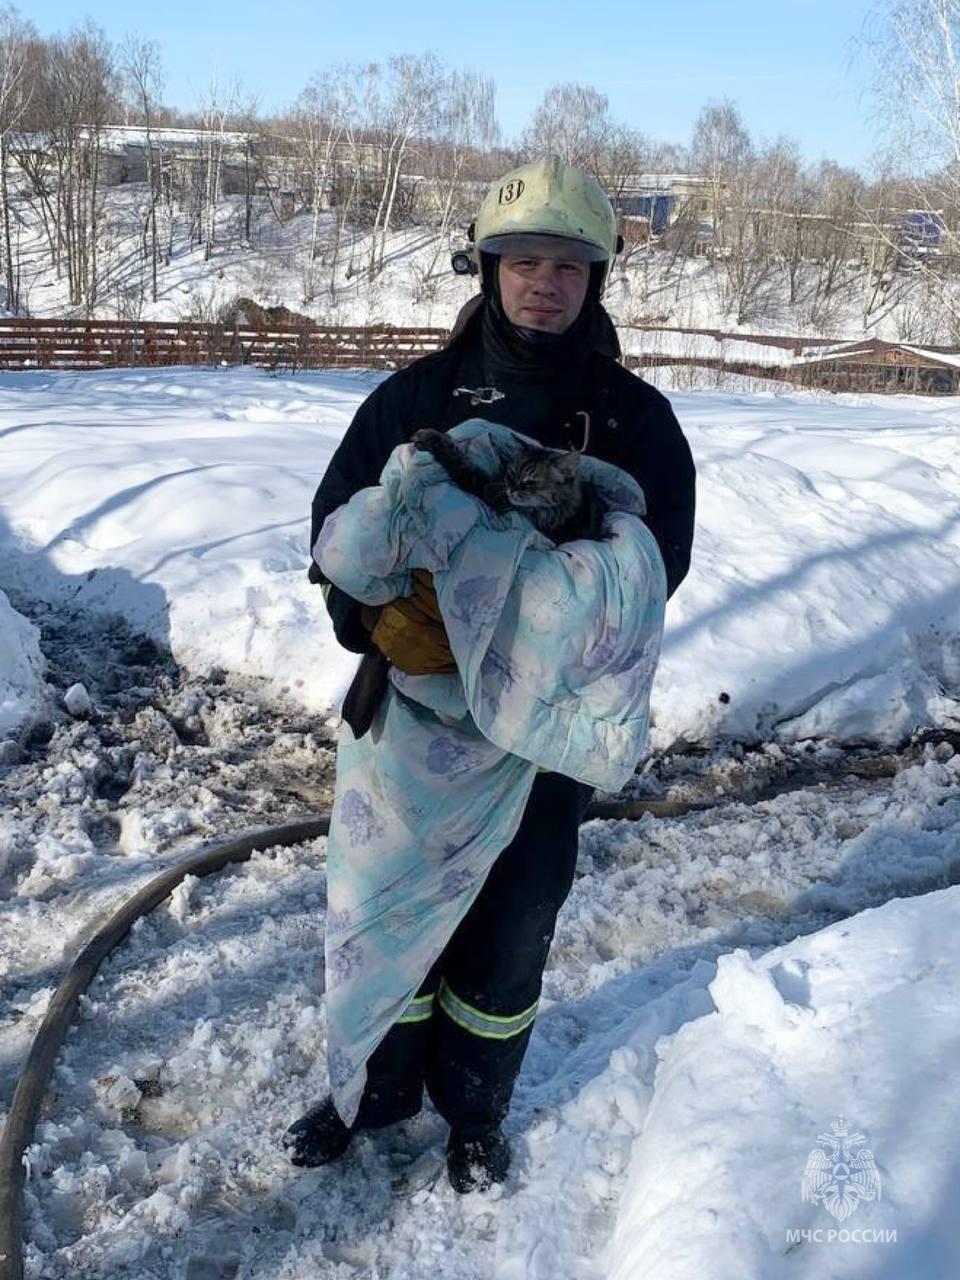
[619,328,795,367]
[10,182,954,350]
[654,387,960,748]
[609,880,960,1280]
[1,368,957,749]
[6,736,960,1278]
[903,345,960,371]
[63,683,92,718]
[2,364,960,1277]
[0,368,372,730]
[0,587,45,736]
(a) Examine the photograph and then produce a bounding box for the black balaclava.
[478,253,617,384]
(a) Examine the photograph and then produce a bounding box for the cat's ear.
[513,440,547,466]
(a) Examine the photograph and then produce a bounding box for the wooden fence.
[620,323,837,353]
[3,317,958,394]
[0,317,448,372]
[0,317,827,378]
[623,352,795,382]
[624,351,960,393]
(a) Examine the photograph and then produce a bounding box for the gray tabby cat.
[411,428,608,543]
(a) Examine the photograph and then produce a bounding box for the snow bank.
[0,369,958,749]
[0,368,368,716]
[654,388,960,749]
[0,587,45,734]
[610,873,960,1280]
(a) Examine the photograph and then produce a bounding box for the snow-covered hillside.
[12,185,958,350]
[2,369,960,1278]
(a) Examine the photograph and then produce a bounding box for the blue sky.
[28,0,883,170]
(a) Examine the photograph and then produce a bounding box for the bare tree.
[866,0,960,327]
[293,68,354,296]
[0,6,34,312]
[689,101,767,322]
[807,162,868,330]
[329,121,365,295]
[197,76,238,260]
[418,68,498,288]
[367,54,444,278]
[28,23,118,309]
[715,176,781,324]
[690,99,753,253]
[599,123,647,204]
[236,94,261,244]
[121,35,164,302]
[751,138,807,304]
[521,82,612,174]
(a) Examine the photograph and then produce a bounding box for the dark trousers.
[355,771,593,1134]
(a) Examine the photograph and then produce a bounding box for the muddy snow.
[2,368,960,1278]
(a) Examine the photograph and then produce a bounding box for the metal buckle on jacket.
[566,410,591,453]
[453,385,506,407]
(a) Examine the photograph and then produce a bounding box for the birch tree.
[36,23,117,309]
[194,75,240,261]
[714,163,781,324]
[367,54,444,278]
[420,68,498,283]
[294,69,353,279]
[867,0,960,327]
[690,99,752,254]
[0,6,33,312]
[521,82,612,174]
[121,36,164,301]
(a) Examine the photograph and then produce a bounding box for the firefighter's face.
[497,252,590,334]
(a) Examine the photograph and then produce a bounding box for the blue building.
[613,192,677,234]
[898,210,944,256]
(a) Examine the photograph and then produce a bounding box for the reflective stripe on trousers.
[437,978,538,1041]
[396,984,539,1039]
[357,772,590,1131]
[397,992,436,1025]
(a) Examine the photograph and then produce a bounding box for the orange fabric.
[371,569,457,675]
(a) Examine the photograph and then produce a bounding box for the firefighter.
[287,155,696,1192]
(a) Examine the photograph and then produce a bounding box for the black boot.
[446,1125,511,1193]
[284,1096,357,1168]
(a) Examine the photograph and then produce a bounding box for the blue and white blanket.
[314,420,667,1123]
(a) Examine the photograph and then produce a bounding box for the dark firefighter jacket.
[310,302,696,655]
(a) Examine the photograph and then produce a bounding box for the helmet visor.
[478,231,609,263]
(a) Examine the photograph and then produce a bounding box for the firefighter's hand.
[371,570,456,675]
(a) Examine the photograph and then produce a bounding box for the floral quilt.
[313,419,667,1123]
